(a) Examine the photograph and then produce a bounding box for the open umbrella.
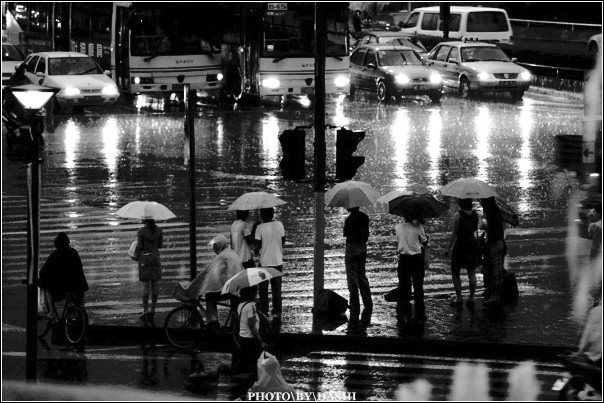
[116,201,176,220]
[389,193,449,220]
[227,191,287,211]
[325,181,381,208]
[376,190,415,204]
[495,197,520,227]
[221,267,283,295]
[439,178,498,199]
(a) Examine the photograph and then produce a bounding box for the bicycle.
[164,296,270,350]
[38,293,89,346]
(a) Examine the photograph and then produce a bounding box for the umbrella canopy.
[325,181,381,208]
[221,267,283,295]
[376,190,415,204]
[227,191,287,211]
[116,201,176,221]
[389,193,449,220]
[439,178,498,199]
[496,197,520,227]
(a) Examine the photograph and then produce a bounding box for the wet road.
[1,333,569,400]
[2,90,587,346]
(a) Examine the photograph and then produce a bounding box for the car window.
[421,13,439,30]
[2,44,25,61]
[35,57,46,74]
[364,50,377,67]
[395,38,427,53]
[48,57,103,75]
[25,56,40,73]
[442,14,461,32]
[350,49,362,65]
[461,46,509,62]
[448,47,459,62]
[355,49,367,66]
[378,49,425,66]
[434,45,450,62]
[467,11,509,32]
[367,36,377,44]
[400,12,419,28]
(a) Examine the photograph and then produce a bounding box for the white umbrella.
[439,178,498,199]
[227,191,287,211]
[376,190,415,204]
[324,181,381,208]
[116,201,176,221]
[221,267,283,295]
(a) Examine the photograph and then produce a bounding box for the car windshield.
[461,46,510,62]
[378,49,425,66]
[2,44,25,61]
[48,57,103,75]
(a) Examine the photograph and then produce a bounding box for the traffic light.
[279,128,306,180]
[3,96,45,164]
[336,128,365,181]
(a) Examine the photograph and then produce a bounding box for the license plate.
[301,87,314,95]
[414,85,425,91]
[499,81,517,87]
[84,96,102,101]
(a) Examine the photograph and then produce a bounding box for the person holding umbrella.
[445,198,481,308]
[135,218,164,324]
[231,210,256,269]
[344,206,373,317]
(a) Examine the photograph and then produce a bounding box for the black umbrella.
[389,193,449,220]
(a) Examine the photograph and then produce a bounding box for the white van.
[399,6,513,44]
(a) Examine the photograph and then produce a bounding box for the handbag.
[128,240,138,261]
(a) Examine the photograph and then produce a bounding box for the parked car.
[399,6,513,45]
[22,51,119,112]
[349,44,443,103]
[426,41,531,100]
[2,42,26,88]
[351,31,429,59]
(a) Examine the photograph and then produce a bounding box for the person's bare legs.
[150,279,159,314]
[142,281,150,317]
[468,270,477,301]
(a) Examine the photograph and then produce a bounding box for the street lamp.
[3,84,56,381]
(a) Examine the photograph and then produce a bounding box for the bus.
[244,2,350,99]
[110,2,236,97]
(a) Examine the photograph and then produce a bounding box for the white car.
[2,42,26,88]
[22,51,119,112]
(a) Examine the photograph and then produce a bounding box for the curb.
[86,324,574,362]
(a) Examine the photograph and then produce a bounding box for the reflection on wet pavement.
[2,94,586,346]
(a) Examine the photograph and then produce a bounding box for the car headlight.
[395,74,410,84]
[520,71,531,81]
[102,85,119,96]
[217,73,224,81]
[334,75,350,88]
[133,77,141,85]
[63,87,81,96]
[477,72,492,81]
[430,72,442,84]
[261,77,280,89]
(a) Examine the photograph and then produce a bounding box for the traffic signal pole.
[184,85,197,280]
[313,2,326,317]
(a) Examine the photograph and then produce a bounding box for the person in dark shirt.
[343,207,373,316]
[38,232,89,320]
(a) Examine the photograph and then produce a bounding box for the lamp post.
[4,84,56,381]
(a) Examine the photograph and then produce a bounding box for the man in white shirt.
[395,218,428,322]
[254,207,285,320]
[231,210,256,268]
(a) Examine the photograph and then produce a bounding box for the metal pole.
[185,86,197,280]
[313,2,326,315]
[25,123,41,381]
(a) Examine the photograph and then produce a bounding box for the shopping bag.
[128,240,138,261]
[249,351,294,393]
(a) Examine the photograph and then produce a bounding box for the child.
[236,286,268,376]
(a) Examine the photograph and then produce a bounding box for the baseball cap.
[209,234,229,247]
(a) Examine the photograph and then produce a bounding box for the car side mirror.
[104,70,111,76]
[511,57,518,63]
[367,63,376,69]
[448,58,458,64]
[35,72,45,78]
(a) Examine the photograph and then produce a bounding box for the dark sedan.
[350,44,443,103]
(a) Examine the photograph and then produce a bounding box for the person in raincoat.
[135,218,163,324]
[173,234,244,328]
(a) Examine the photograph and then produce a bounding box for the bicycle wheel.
[64,305,88,345]
[164,305,204,349]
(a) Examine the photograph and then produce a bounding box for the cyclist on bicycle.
[38,232,88,321]
[174,234,244,328]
